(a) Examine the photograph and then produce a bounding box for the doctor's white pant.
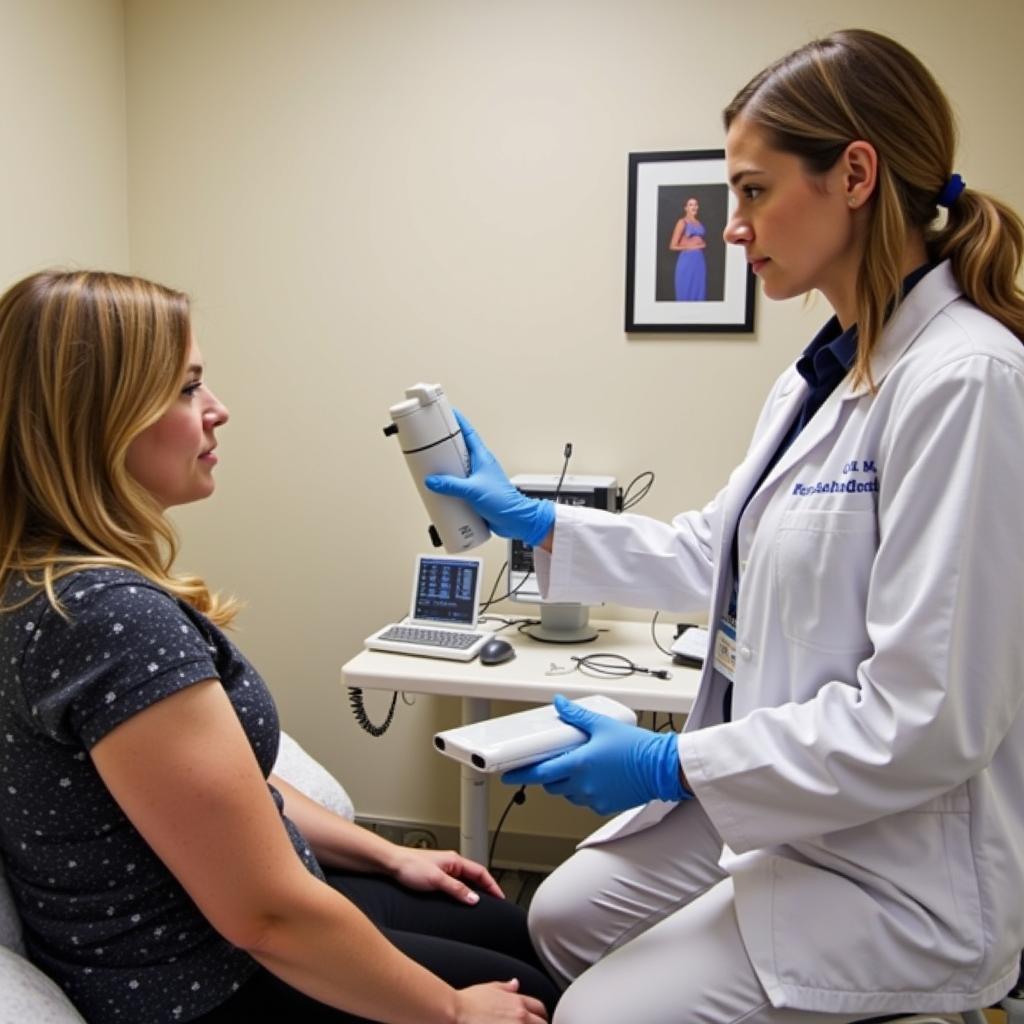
[529,800,872,1024]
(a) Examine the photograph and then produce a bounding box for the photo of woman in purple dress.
[669,197,707,300]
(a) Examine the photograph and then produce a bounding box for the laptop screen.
[412,556,481,625]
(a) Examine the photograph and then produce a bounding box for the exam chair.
[0,731,354,1024]
[855,965,1024,1024]
[970,956,1024,1023]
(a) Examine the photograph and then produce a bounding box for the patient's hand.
[388,846,504,904]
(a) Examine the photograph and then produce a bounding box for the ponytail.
[930,188,1024,341]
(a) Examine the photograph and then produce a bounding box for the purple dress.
[674,220,707,301]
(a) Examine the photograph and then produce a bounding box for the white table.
[341,619,701,863]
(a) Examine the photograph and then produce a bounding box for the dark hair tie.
[937,173,966,208]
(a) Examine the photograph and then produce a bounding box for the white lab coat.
[535,262,1024,1014]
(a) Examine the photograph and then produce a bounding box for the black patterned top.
[0,567,322,1023]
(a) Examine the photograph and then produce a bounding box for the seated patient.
[0,270,556,1024]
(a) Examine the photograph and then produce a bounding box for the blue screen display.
[414,557,478,624]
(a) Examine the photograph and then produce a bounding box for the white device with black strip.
[432,695,637,773]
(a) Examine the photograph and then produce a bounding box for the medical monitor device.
[408,554,482,624]
[364,554,488,661]
[507,474,617,643]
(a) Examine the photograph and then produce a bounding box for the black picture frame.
[625,149,755,333]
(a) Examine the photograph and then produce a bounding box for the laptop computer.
[364,554,489,661]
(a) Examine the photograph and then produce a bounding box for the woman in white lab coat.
[427,28,1024,1024]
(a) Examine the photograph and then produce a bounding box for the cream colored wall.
[0,0,129,286]
[122,0,1024,843]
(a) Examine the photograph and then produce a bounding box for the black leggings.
[191,871,560,1022]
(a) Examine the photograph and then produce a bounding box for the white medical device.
[384,383,491,553]
[507,474,618,642]
[433,695,637,773]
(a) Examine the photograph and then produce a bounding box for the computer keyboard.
[375,625,484,650]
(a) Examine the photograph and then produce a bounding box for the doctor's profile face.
[724,116,860,311]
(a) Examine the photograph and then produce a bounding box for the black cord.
[478,560,512,613]
[649,612,683,730]
[647,709,680,733]
[479,556,536,613]
[515,875,532,906]
[620,470,655,511]
[556,442,572,485]
[649,610,676,657]
[348,687,399,737]
[479,443,573,613]
[569,653,672,680]
[488,785,527,872]
[478,614,527,632]
[514,618,542,636]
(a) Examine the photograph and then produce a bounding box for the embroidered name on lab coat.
[792,457,879,497]
[792,478,879,496]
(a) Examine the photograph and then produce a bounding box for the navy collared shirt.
[782,262,933,467]
[748,262,934,525]
[727,316,857,585]
[782,317,859,451]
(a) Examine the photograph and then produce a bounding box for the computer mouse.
[479,637,516,666]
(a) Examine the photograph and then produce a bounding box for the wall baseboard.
[355,816,576,872]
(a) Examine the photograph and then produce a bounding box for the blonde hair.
[0,270,238,625]
[724,28,1024,388]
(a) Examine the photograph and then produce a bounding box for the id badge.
[713,582,738,682]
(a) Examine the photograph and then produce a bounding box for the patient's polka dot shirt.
[0,568,322,1023]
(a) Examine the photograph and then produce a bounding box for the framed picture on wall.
[625,149,755,333]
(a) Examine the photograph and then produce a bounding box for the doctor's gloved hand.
[424,410,556,547]
[502,695,692,816]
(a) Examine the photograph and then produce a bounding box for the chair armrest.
[0,946,86,1023]
[273,731,355,820]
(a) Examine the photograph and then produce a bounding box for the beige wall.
[124,0,1024,842]
[0,0,130,285]
[12,0,1021,843]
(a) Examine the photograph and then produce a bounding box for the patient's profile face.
[125,338,230,510]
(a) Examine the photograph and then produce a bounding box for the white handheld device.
[433,695,637,773]
[384,383,491,553]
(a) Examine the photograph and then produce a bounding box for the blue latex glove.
[502,695,692,815]
[424,410,556,546]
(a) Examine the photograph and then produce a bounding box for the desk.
[341,619,701,863]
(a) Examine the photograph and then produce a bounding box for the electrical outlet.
[368,823,403,844]
[403,829,437,849]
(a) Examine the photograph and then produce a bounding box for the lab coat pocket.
[774,509,876,653]
[771,803,984,997]
[891,799,985,971]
